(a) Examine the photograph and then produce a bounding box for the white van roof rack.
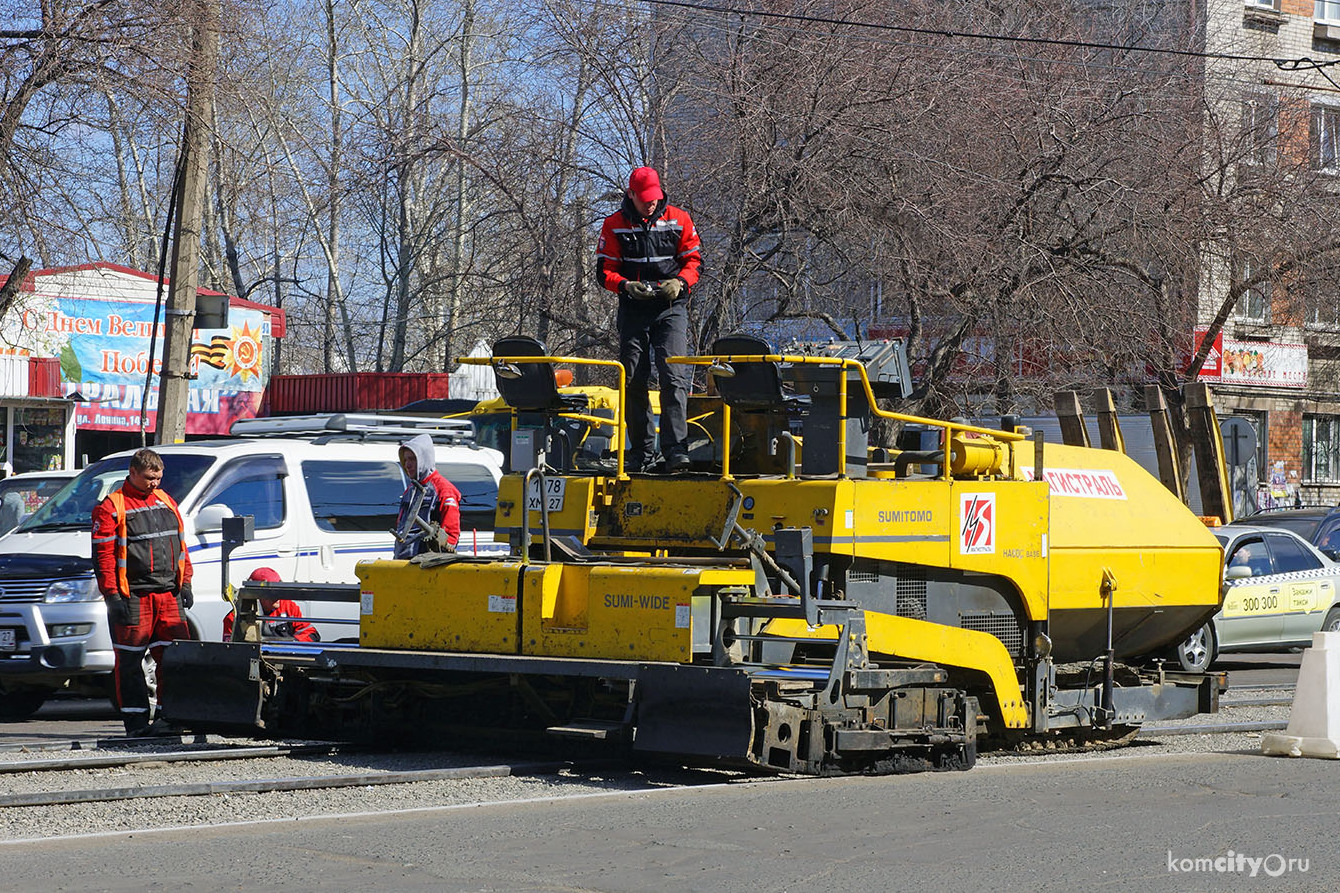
[230,413,476,444]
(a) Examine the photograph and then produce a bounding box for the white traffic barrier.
[1261,630,1340,759]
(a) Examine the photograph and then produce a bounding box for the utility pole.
[156,0,220,445]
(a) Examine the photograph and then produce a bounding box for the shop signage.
[1192,329,1307,389]
[8,264,280,434]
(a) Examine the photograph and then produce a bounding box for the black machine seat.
[490,335,588,413]
[710,334,810,412]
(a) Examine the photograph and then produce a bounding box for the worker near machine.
[222,566,319,642]
[91,448,192,737]
[597,166,702,473]
[395,433,462,559]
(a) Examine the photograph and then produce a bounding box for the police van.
[0,415,505,719]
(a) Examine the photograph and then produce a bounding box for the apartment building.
[1195,0,1340,507]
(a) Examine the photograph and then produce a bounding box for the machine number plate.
[526,477,566,512]
[0,629,15,652]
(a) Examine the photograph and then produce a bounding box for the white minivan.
[0,422,504,719]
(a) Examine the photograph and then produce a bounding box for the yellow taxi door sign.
[1287,582,1320,615]
[1221,583,1281,619]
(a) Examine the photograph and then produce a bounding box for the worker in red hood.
[223,566,319,642]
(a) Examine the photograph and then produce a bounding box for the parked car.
[0,419,505,720]
[0,470,79,534]
[1243,506,1340,560]
[1174,523,1340,672]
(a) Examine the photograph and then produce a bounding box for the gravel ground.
[0,692,1298,842]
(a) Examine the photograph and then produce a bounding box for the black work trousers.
[617,297,691,469]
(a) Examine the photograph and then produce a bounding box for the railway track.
[0,758,575,808]
[0,683,1299,816]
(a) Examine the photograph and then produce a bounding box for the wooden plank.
[1095,388,1126,453]
[1052,391,1090,447]
[1144,385,1185,503]
[1186,383,1233,524]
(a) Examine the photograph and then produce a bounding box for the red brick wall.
[1269,409,1302,474]
[1283,0,1312,16]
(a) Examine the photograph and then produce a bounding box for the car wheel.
[0,681,51,721]
[1175,622,1217,673]
[1323,607,1340,634]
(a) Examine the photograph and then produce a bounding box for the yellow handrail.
[456,355,629,479]
[670,353,1024,479]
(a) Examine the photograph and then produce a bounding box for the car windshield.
[18,454,216,532]
[0,476,74,514]
[471,414,509,455]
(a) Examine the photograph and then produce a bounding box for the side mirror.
[193,503,236,535]
[1225,565,1253,581]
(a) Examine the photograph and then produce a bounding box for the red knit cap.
[247,566,281,583]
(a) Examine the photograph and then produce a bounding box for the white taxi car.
[1174,523,1340,671]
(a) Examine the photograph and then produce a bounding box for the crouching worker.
[223,566,319,642]
[91,448,192,737]
[394,433,461,559]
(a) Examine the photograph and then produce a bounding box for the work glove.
[179,585,194,609]
[429,523,458,553]
[655,277,685,301]
[105,595,132,627]
[620,280,656,300]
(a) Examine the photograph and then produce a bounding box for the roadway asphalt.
[1,747,1336,892]
[0,651,1318,893]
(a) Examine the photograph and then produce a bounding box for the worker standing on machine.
[223,567,319,642]
[394,433,461,559]
[597,166,702,473]
[91,448,193,737]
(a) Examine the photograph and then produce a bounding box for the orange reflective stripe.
[107,490,131,598]
[106,486,185,597]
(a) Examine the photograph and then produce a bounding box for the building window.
[1308,293,1340,327]
[1312,104,1340,173]
[1304,261,1340,327]
[1319,0,1340,22]
[1234,257,1271,322]
[1304,415,1340,482]
[1242,93,1278,166]
[1250,0,1280,8]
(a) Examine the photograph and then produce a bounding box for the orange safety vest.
[104,487,187,598]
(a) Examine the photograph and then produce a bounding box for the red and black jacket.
[92,482,193,598]
[597,196,702,297]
